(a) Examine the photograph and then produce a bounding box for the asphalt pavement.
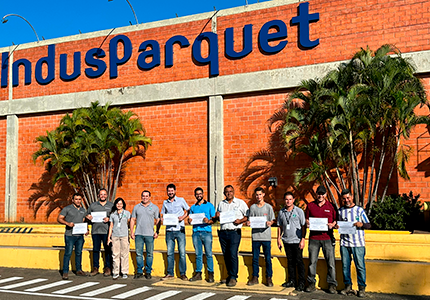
[0,268,428,300]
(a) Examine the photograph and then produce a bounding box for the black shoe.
[189,272,202,282]
[340,284,352,295]
[305,282,316,293]
[207,272,214,283]
[295,282,305,292]
[226,278,237,287]
[358,285,366,298]
[282,280,295,288]
[144,273,152,279]
[328,284,337,294]
[134,273,143,279]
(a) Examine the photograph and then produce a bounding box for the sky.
[0,0,270,49]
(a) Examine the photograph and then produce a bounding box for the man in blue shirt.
[160,183,190,281]
[188,187,216,282]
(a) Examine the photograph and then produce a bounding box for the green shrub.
[369,192,423,231]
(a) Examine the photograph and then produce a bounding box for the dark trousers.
[92,234,112,269]
[284,242,306,285]
[252,241,272,278]
[218,229,241,280]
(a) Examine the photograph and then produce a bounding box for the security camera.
[268,177,278,187]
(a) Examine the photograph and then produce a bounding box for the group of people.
[58,183,370,297]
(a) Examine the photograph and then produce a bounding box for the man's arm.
[277,226,283,250]
[155,218,161,238]
[130,217,136,240]
[57,214,73,227]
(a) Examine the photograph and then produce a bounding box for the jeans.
[307,239,337,286]
[218,229,241,280]
[252,240,272,278]
[192,231,214,273]
[92,234,112,269]
[63,235,84,273]
[284,242,306,284]
[135,235,154,274]
[340,246,366,287]
[166,230,187,276]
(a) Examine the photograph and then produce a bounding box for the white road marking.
[0,278,48,289]
[0,289,112,300]
[111,286,153,299]
[52,282,99,294]
[0,277,24,284]
[25,280,72,292]
[226,296,251,300]
[79,284,126,296]
[184,292,216,300]
[143,290,181,300]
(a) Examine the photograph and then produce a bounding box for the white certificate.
[220,210,237,224]
[72,223,88,235]
[249,216,267,228]
[163,214,179,226]
[338,221,357,234]
[309,217,328,231]
[189,213,206,225]
[91,211,106,223]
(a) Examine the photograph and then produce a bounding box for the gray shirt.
[131,202,160,236]
[249,202,275,241]
[277,206,305,244]
[217,197,249,230]
[109,210,131,237]
[60,204,87,236]
[161,196,189,231]
[87,201,114,234]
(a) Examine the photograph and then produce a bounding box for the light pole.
[108,0,139,25]
[1,14,40,42]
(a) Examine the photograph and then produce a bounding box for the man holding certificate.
[338,189,370,298]
[187,187,215,282]
[247,187,275,287]
[160,183,190,281]
[57,193,88,280]
[213,185,249,287]
[86,188,114,277]
[305,185,337,294]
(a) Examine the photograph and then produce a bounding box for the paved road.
[0,268,428,300]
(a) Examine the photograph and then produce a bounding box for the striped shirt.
[338,205,370,247]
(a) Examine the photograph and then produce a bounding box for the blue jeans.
[341,246,366,287]
[192,231,214,273]
[218,229,241,280]
[135,235,154,274]
[252,240,272,278]
[92,234,112,269]
[166,230,186,276]
[63,235,84,273]
[307,239,337,286]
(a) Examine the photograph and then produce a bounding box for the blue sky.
[0,0,270,48]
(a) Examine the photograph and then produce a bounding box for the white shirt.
[217,197,249,230]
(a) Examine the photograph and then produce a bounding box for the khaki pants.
[112,236,130,275]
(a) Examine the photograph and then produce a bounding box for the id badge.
[117,222,121,228]
[286,224,291,230]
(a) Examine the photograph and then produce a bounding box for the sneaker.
[180,274,188,281]
[207,272,214,283]
[62,273,68,280]
[340,284,352,295]
[89,267,99,277]
[161,274,174,281]
[226,278,237,287]
[103,267,112,277]
[113,274,120,280]
[305,282,316,293]
[189,272,202,282]
[247,276,258,286]
[76,270,87,277]
[358,286,366,298]
[134,273,143,279]
[295,282,305,292]
[282,280,295,288]
[328,284,337,294]
[266,277,273,287]
[122,274,128,279]
[144,273,152,279]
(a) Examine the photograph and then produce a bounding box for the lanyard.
[283,208,294,224]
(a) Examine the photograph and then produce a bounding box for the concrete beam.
[208,96,224,209]
[5,114,18,222]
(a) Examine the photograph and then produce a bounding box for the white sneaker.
[113,274,120,280]
[122,274,128,279]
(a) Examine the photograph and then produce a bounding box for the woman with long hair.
[108,197,131,279]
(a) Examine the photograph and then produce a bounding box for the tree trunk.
[361,140,368,207]
[367,153,376,213]
[381,135,400,201]
[111,153,125,203]
[349,132,360,205]
[370,133,388,208]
